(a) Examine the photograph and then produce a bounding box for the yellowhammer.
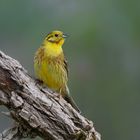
[34,30,80,112]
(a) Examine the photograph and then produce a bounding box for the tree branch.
[0,125,24,140]
[0,50,101,140]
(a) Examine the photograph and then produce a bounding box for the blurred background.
[0,0,140,140]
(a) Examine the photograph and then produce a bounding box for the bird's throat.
[44,41,63,57]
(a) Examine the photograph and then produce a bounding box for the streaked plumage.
[34,30,80,112]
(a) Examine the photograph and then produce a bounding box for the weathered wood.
[0,125,22,140]
[0,51,101,140]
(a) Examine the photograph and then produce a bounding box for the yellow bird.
[34,30,80,112]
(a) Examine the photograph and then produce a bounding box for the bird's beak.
[62,34,68,38]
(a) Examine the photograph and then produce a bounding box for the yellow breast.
[34,45,68,91]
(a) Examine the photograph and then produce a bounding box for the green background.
[0,0,140,140]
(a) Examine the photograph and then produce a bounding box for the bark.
[0,50,101,140]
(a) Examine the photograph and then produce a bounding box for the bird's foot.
[35,79,43,86]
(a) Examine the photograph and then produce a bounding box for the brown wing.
[64,58,69,76]
[34,47,45,64]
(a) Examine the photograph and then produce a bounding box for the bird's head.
[45,30,67,46]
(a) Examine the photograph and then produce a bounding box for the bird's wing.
[64,58,69,76]
[34,47,45,63]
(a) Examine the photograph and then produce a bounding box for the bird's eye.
[55,34,58,37]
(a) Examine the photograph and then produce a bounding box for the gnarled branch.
[0,50,101,140]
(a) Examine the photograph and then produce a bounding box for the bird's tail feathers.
[61,86,81,113]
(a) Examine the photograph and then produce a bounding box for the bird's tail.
[61,86,81,113]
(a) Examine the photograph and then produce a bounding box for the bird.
[34,30,80,112]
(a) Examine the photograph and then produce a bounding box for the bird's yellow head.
[45,30,67,46]
[42,30,67,57]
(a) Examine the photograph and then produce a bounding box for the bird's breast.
[34,52,68,91]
